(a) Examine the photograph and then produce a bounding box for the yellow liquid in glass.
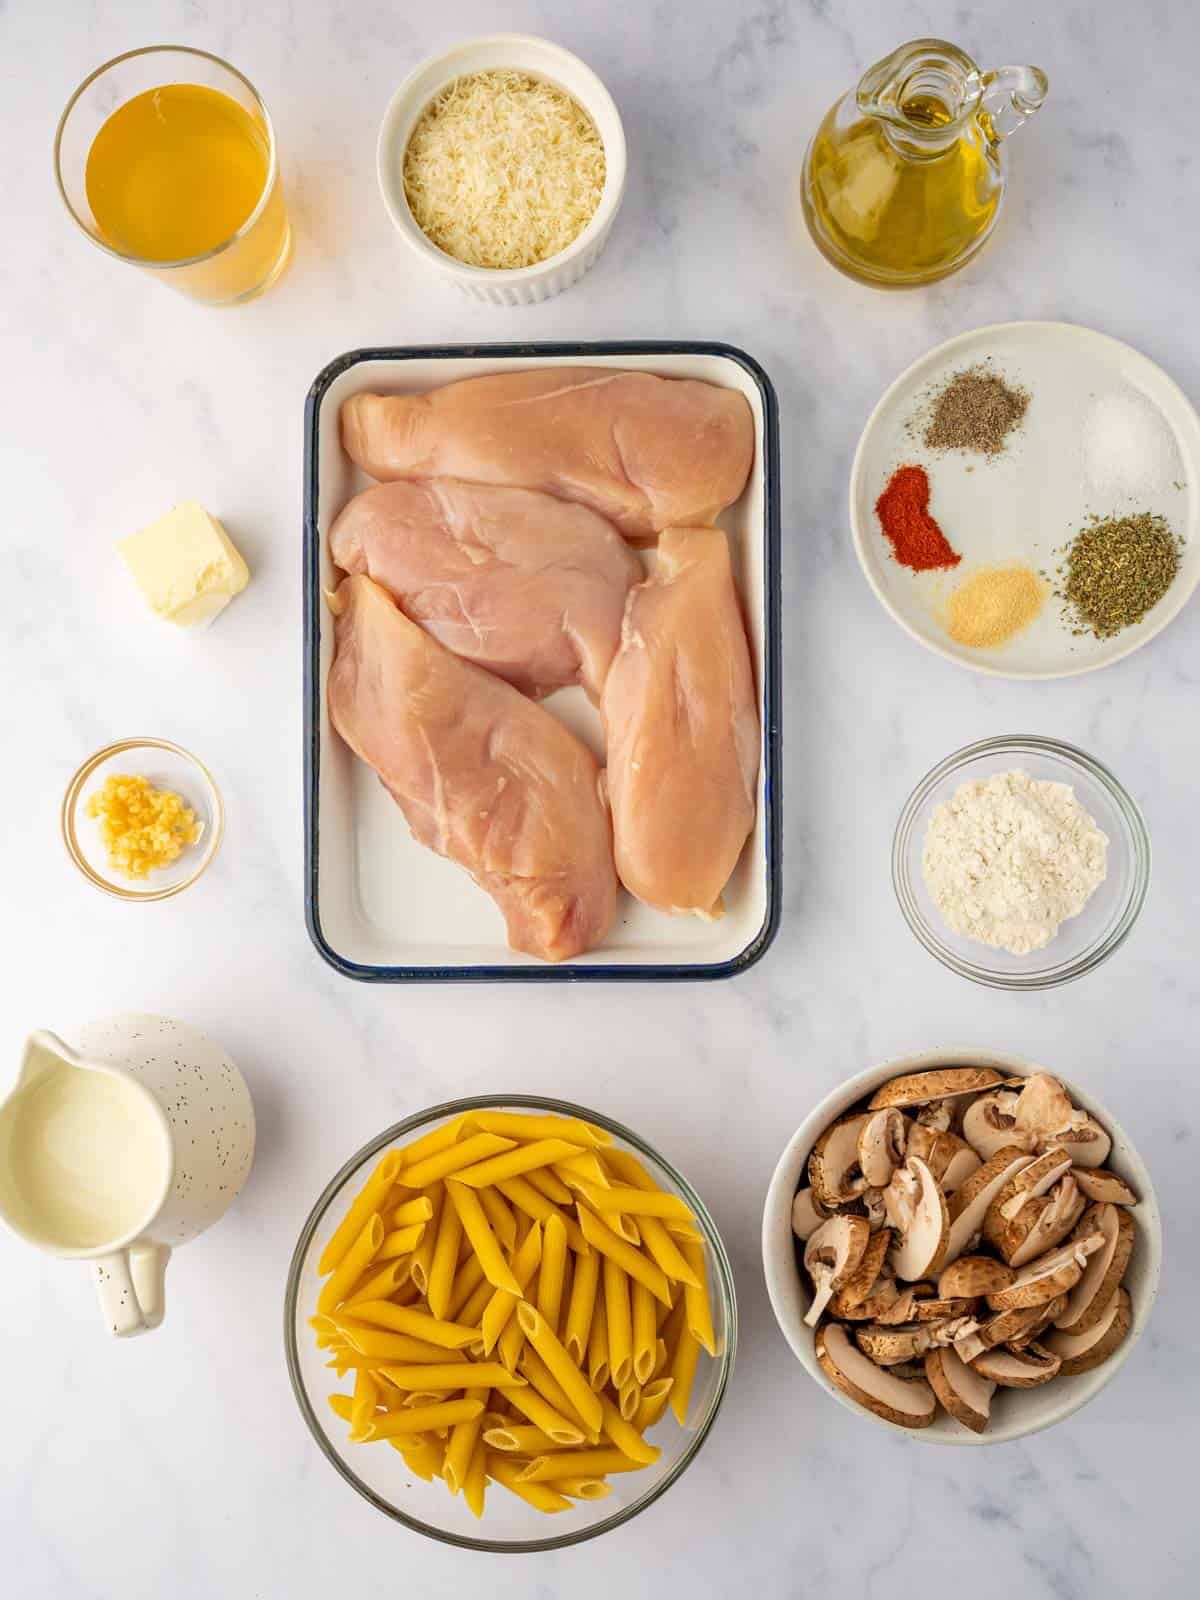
[805,95,999,285]
[86,83,268,261]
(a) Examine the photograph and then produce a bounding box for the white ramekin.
[762,1049,1163,1446]
[376,34,627,305]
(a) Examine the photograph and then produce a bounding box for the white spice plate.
[303,343,781,981]
[850,321,1200,678]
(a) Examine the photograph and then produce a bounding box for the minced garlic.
[402,69,605,269]
[85,773,201,879]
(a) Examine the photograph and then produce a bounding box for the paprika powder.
[874,465,961,572]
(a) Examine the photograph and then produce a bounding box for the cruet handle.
[980,65,1049,141]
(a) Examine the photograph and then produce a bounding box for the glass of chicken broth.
[55,46,291,306]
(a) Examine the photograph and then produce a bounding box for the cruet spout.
[979,65,1049,142]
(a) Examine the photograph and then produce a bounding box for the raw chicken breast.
[329,478,642,702]
[327,575,617,963]
[340,369,754,541]
[603,527,759,917]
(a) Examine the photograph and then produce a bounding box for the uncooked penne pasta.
[347,1302,479,1349]
[318,1214,384,1314]
[669,1328,701,1425]
[599,1393,660,1465]
[481,1222,542,1356]
[505,1384,587,1446]
[639,1215,702,1289]
[450,1139,584,1189]
[631,1279,657,1385]
[563,1246,600,1365]
[447,1181,522,1295]
[402,1132,516,1191]
[318,1152,401,1275]
[463,1438,488,1518]
[636,1377,674,1433]
[578,1206,671,1306]
[603,1256,634,1390]
[443,1386,488,1496]
[519,1346,596,1440]
[496,1177,589,1254]
[681,1241,716,1356]
[577,1182,696,1222]
[377,1223,426,1261]
[519,1446,653,1482]
[525,1164,575,1206]
[487,1455,571,1514]
[313,1109,716,1524]
[555,1477,612,1501]
[358,1397,483,1440]
[536,1213,569,1332]
[478,1184,517,1252]
[470,1112,611,1149]
[409,1185,443,1297]
[390,1195,435,1230]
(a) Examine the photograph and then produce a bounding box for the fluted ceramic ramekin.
[376,34,626,305]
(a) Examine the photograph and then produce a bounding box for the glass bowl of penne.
[284,1095,736,1551]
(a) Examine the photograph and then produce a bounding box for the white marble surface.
[2,1,1198,1595]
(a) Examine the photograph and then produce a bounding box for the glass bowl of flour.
[893,735,1150,989]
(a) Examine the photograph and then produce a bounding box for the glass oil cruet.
[801,39,1047,288]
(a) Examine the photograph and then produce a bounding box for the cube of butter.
[116,502,249,626]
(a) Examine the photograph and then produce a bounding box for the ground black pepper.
[922,364,1030,456]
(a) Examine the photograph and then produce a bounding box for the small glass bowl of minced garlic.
[63,738,223,900]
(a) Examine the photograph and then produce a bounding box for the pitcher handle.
[129,1242,171,1330]
[980,65,1048,141]
[93,1249,147,1337]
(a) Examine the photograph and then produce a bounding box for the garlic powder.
[921,770,1108,955]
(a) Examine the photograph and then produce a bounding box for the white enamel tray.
[850,322,1200,678]
[303,343,781,981]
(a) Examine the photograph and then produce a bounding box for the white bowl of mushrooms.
[762,1050,1162,1444]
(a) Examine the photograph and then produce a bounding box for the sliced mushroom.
[858,1186,889,1230]
[962,1090,1035,1162]
[938,1255,1015,1301]
[1053,1203,1135,1334]
[925,1346,995,1433]
[791,1187,831,1243]
[914,1101,953,1134]
[1072,1168,1138,1207]
[944,1147,1037,1266]
[887,1360,929,1381]
[830,1272,901,1322]
[983,1148,1075,1262]
[868,1066,1004,1111]
[906,1124,981,1195]
[808,1114,870,1208]
[910,1295,978,1322]
[826,1227,891,1315]
[986,1232,1106,1310]
[986,1169,1086,1268]
[855,1321,947,1366]
[857,1109,908,1188]
[884,1157,949,1282]
[970,1342,1061,1387]
[952,1295,1067,1364]
[815,1321,937,1429]
[802,1215,871,1327]
[1043,1287,1132,1375]
[1013,1073,1112,1168]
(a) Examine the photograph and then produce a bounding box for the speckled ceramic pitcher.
[0,1014,255,1337]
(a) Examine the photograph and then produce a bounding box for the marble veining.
[1,0,1198,1596]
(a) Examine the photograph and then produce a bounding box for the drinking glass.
[54,45,291,306]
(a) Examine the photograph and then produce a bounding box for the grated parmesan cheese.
[402,70,606,270]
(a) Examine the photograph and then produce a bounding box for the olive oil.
[800,40,1047,289]
[85,83,269,261]
[804,95,999,285]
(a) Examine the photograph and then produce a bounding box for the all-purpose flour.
[922,770,1108,955]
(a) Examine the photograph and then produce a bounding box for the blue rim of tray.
[303,341,782,982]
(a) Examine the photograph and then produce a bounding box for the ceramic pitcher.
[0,1014,255,1336]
